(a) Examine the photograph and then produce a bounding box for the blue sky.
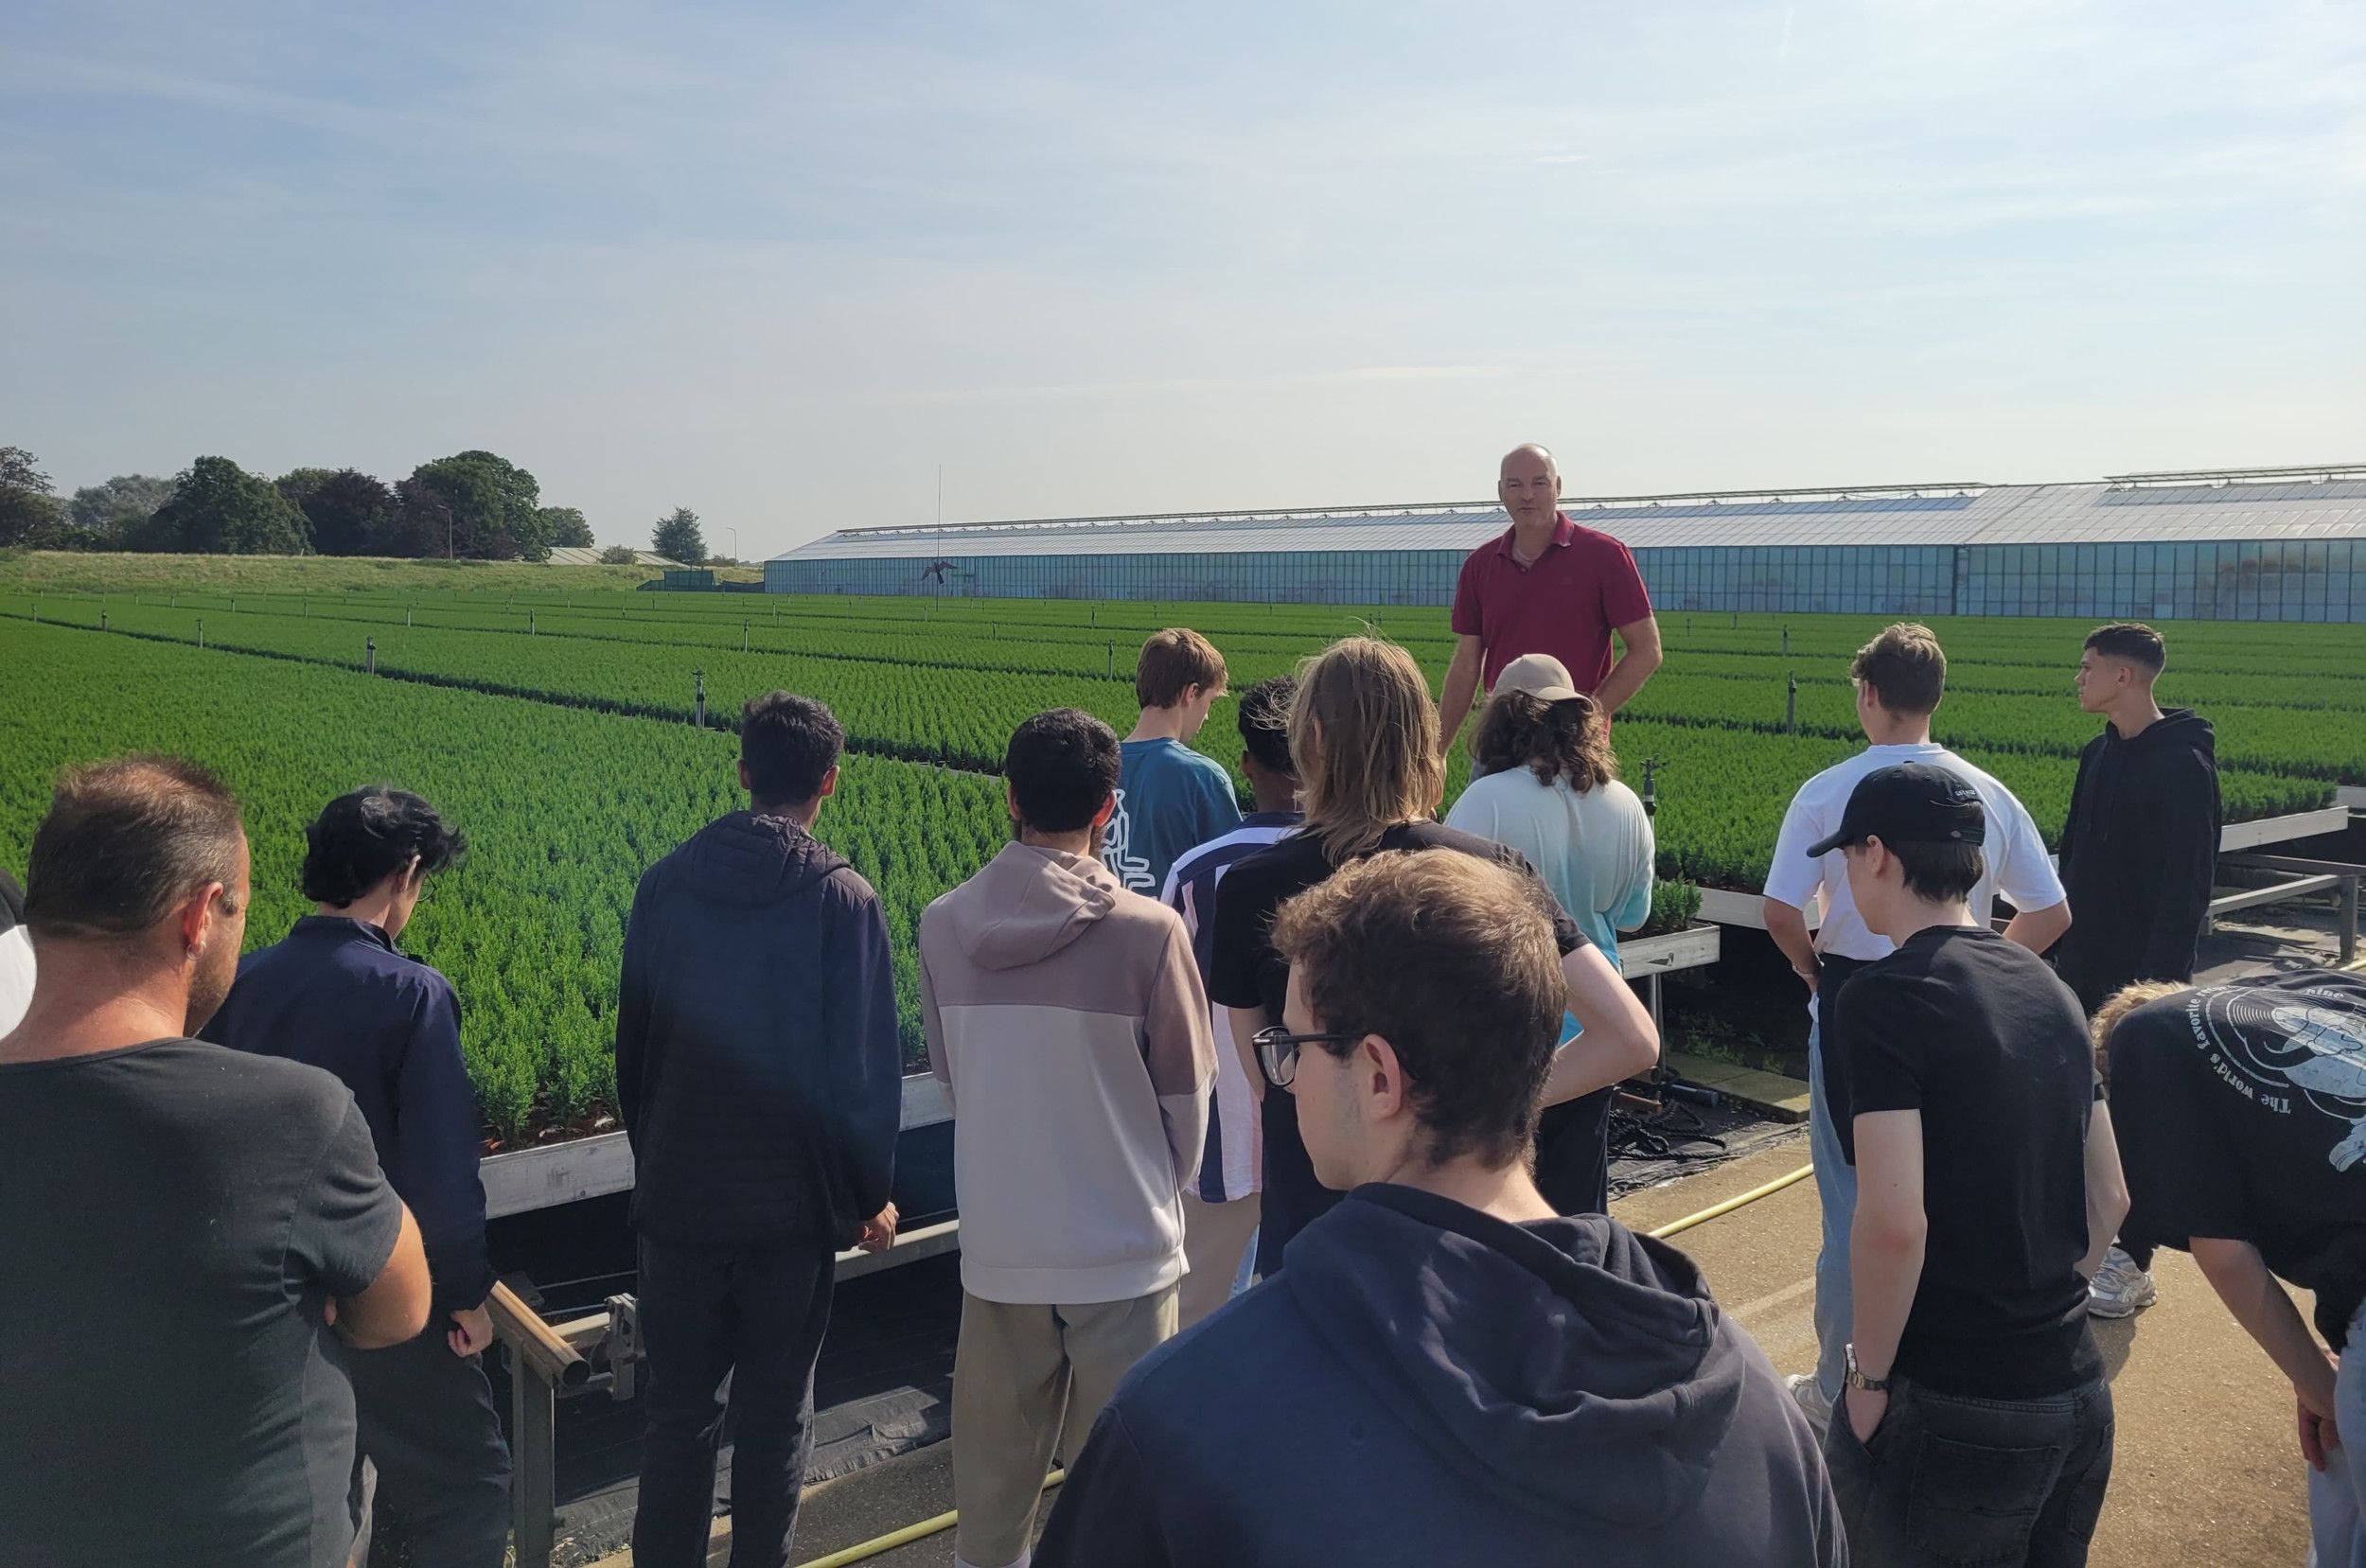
[5,1,2361,555]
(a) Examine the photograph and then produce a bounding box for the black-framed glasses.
[1252,1024,1360,1090]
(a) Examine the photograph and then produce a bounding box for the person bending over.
[2096,973,2366,1565]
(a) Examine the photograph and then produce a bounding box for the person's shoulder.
[1106,885,1191,941]
[165,1038,357,1121]
[819,859,882,910]
[1104,1282,1314,1436]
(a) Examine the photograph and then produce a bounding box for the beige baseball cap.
[1492,652,1583,703]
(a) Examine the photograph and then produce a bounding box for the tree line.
[0,446,719,565]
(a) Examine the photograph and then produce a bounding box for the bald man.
[1439,446,1663,756]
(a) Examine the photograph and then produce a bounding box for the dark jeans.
[1825,1375,2114,1568]
[345,1325,512,1568]
[633,1236,838,1568]
[1532,1086,1615,1216]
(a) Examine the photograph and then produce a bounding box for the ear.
[1092,791,1119,830]
[180,882,226,960]
[1006,783,1023,824]
[819,765,839,800]
[1360,1033,1409,1120]
[736,758,750,791]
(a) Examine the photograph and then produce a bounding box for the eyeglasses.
[1251,1024,1360,1089]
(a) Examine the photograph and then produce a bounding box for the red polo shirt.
[1451,514,1653,690]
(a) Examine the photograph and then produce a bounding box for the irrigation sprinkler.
[530,611,537,636]
[197,619,204,650]
[1786,673,1798,735]
[365,637,377,675]
[1641,757,1660,818]
[694,670,706,729]
[743,623,750,653]
[100,610,108,631]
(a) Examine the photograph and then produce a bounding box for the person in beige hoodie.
[921,707,1216,1568]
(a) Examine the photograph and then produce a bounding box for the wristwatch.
[1844,1344,1891,1394]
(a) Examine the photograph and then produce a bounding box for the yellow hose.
[1648,1162,1815,1241]
[795,1470,1062,1568]
[795,1160,1816,1565]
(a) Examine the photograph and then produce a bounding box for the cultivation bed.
[477,926,1723,1227]
[1693,804,2354,930]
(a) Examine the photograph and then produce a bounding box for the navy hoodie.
[2054,709,2222,1013]
[615,811,902,1250]
[1035,1185,1845,1567]
[202,916,493,1316]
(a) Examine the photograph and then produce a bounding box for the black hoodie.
[614,811,902,1249]
[1034,1185,1844,1568]
[2054,709,2222,1013]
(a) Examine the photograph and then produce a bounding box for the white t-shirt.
[1763,741,2065,962]
[0,926,32,1037]
[1444,772,1654,961]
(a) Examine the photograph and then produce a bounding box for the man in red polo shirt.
[1439,444,1663,757]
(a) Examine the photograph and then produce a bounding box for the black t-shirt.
[1839,926,2103,1399]
[0,1038,405,1567]
[1208,823,1591,1272]
[2109,971,2366,1350]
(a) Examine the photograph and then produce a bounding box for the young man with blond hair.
[1037,849,1839,1567]
[2095,972,2366,1565]
[1762,622,2073,1429]
[1103,627,1240,896]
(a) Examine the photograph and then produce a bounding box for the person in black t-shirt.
[1811,763,2129,1567]
[2096,973,2366,1566]
[0,757,433,1568]
[1206,637,1658,1277]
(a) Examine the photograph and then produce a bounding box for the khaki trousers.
[949,1285,1178,1568]
[1177,1192,1261,1330]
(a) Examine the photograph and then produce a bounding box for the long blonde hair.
[1289,637,1445,863]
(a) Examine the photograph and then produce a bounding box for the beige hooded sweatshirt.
[920,841,1216,1304]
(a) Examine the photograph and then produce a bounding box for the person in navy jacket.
[203,786,507,1567]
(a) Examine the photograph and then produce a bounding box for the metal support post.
[2342,875,2358,966]
[694,669,706,729]
[507,1344,556,1568]
[365,638,377,675]
[197,619,204,650]
[1786,674,1797,735]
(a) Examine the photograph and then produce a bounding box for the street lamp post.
[726,526,738,565]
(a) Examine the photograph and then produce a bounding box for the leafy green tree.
[66,474,176,545]
[0,446,64,547]
[539,506,594,548]
[651,506,706,566]
[299,469,400,556]
[406,450,548,560]
[598,544,640,565]
[150,457,313,555]
[273,467,339,509]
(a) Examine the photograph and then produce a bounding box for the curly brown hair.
[1472,689,1616,791]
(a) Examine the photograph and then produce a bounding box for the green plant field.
[0,619,1005,1143]
[3,562,2357,1147]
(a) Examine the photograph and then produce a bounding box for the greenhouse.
[768,462,2366,623]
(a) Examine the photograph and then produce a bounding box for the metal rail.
[2216,853,2361,964]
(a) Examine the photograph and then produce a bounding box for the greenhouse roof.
[775,465,2366,563]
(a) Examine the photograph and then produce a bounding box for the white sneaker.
[2087,1245,2158,1318]
[1787,1372,1833,1433]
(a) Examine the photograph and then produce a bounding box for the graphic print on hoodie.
[2054,708,2222,1012]
[921,841,1215,1304]
[1033,1186,1845,1567]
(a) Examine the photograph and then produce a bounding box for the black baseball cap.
[1806,762,1986,858]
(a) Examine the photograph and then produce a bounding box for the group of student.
[1,448,2361,1568]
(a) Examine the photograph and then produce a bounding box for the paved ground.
[609,1135,2314,1567]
